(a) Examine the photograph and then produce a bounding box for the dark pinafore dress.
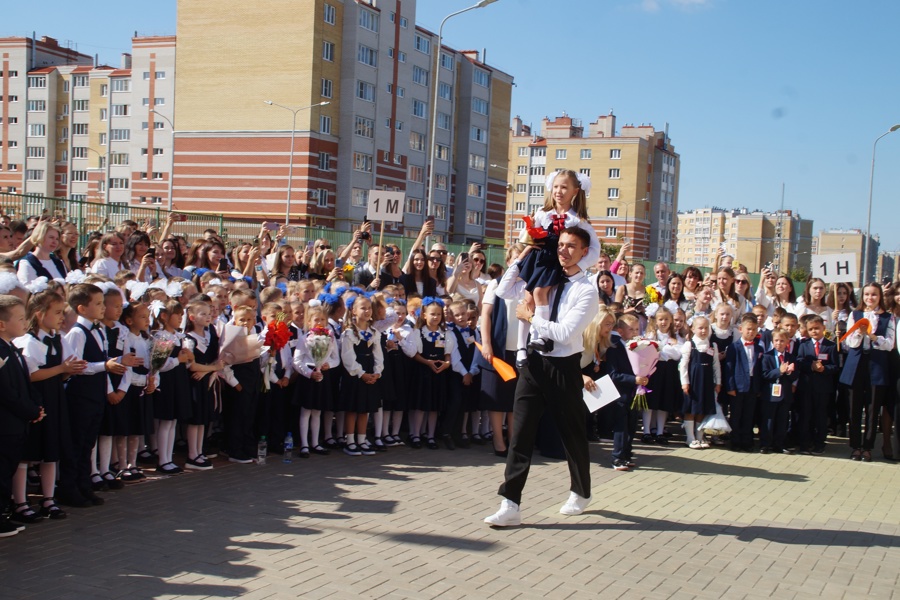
[410,328,449,412]
[517,211,569,292]
[379,328,407,412]
[22,333,69,462]
[683,342,716,416]
[340,330,381,414]
[187,327,220,427]
[451,326,480,412]
[155,336,192,421]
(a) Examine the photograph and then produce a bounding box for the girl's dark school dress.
[648,341,680,414]
[379,328,407,413]
[186,327,220,428]
[340,329,382,414]
[155,335,192,422]
[19,333,69,463]
[294,333,336,411]
[410,328,450,412]
[517,210,569,292]
[683,341,716,415]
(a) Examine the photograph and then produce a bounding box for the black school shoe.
[527,337,554,352]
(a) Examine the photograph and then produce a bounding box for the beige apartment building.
[174,0,514,242]
[0,34,176,209]
[504,112,679,261]
[675,207,813,274]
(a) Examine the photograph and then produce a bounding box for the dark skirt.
[155,363,193,421]
[186,374,215,426]
[380,349,408,411]
[339,372,382,413]
[101,385,153,436]
[517,237,562,292]
[410,363,449,412]
[22,376,68,463]
[461,374,482,412]
[647,360,679,413]
[479,350,517,413]
[295,369,333,411]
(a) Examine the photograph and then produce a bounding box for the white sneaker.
[483,499,521,527]
[559,491,592,516]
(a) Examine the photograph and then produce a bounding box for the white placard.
[366,190,405,222]
[811,253,858,284]
[582,375,621,413]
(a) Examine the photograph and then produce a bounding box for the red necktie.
[814,340,820,356]
[778,353,784,363]
[551,214,567,236]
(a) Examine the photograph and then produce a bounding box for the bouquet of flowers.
[262,312,291,391]
[643,285,662,307]
[307,326,334,372]
[342,263,356,279]
[624,337,659,411]
[148,331,176,387]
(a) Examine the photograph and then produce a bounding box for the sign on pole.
[366,190,405,223]
[811,253,858,284]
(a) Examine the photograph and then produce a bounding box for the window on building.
[353,152,373,172]
[324,3,336,24]
[471,126,486,143]
[26,170,44,181]
[316,189,329,207]
[580,149,592,159]
[440,53,454,71]
[605,227,618,237]
[395,120,403,131]
[356,80,375,102]
[111,79,130,92]
[27,147,45,158]
[608,188,619,199]
[466,210,483,226]
[412,99,427,118]
[529,185,543,196]
[352,188,369,207]
[467,183,484,198]
[323,41,335,61]
[153,172,164,180]
[610,149,621,159]
[73,123,89,136]
[27,100,46,112]
[321,78,333,98]
[438,82,452,101]
[358,44,377,67]
[579,168,591,177]
[531,147,546,157]
[153,148,164,156]
[28,76,47,88]
[109,178,129,189]
[408,165,425,183]
[99,108,108,121]
[318,152,331,171]
[400,16,408,28]
[469,154,485,170]
[320,115,332,134]
[473,69,490,88]
[517,165,527,175]
[436,145,449,160]
[99,133,107,146]
[155,71,166,79]
[555,149,567,160]
[354,116,374,138]
[515,202,526,212]
[530,166,545,176]
[437,112,451,130]
[472,97,489,115]
[607,207,618,217]
[405,197,422,214]
[516,183,527,193]
[71,170,88,182]
[609,168,620,179]
[409,132,425,152]
[413,66,429,87]
[28,124,46,137]
[359,8,378,32]
[72,147,88,159]
[112,104,129,117]
[111,129,130,141]
[435,174,448,190]
[414,34,431,55]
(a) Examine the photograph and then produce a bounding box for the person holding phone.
[122,231,157,283]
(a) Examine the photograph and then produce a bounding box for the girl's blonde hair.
[542,170,589,219]
[343,294,373,334]
[583,304,616,360]
[646,306,674,338]
[304,304,328,330]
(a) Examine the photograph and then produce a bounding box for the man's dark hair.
[10,220,28,235]
[560,226,590,248]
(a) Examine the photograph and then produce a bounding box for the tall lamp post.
[425,0,499,247]
[863,124,900,284]
[148,109,176,211]
[263,100,331,224]
[489,163,518,245]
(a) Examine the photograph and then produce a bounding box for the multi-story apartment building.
[504,112,679,261]
[817,229,879,286]
[0,35,176,210]
[876,252,899,284]
[173,0,513,242]
[675,207,814,274]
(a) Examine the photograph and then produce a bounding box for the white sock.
[696,423,706,444]
[684,420,695,444]
[535,305,550,321]
[516,321,529,361]
[656,411,668,435]
[374,408,384,438]
[357,433,367,446]
[642,410,653,435]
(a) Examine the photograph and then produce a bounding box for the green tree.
[788,266,809,282]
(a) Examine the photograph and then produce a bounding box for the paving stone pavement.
[2,436,900,600]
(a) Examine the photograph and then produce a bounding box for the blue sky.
[7,0,900,250]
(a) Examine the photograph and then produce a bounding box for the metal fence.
[0,192,507,266]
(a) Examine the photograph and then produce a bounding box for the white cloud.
[639,0,712,12]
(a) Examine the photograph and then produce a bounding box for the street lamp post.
[263,100,331,225]
[863,124,900,283]
[148,109,176,211]
[425,0,499,247]
[489,163,517,245]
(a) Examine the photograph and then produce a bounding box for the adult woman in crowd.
[308,248,343,283]
[682,266,703,303]
[663,272,692,312]
[596,270,617,306]
[185,239,228,275]
[756,270,800,316]
[797,277,833,331]
[711,266,751,324]
[271,244,304,282]
[447,253,483,306]
[78,231,103,269]
[56,222,80,273]
[158,237,187,280]
[470,248,489,286]
[378,244,404,289]
[615,262,648,332]
[478,243,525,457]
[401,248,437,298]
[122,231,158,282]
[427,249,449,295]
[17,221,67,283]
[90,232,127,278]
[734,272,755,306]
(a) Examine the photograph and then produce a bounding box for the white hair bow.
[0,273,24,294]
[126,280,150,302]
[545,170,592,196]
[645,302,661,319]
[65,269,87,285]
[24,276,49,295]
[664,300,680,313]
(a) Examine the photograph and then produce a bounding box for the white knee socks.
[684,420,695,444]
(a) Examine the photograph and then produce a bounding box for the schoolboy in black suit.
[795,315,838,455]
[760,330,798,454]
[0,296,44,537]
[724,313,764,452]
